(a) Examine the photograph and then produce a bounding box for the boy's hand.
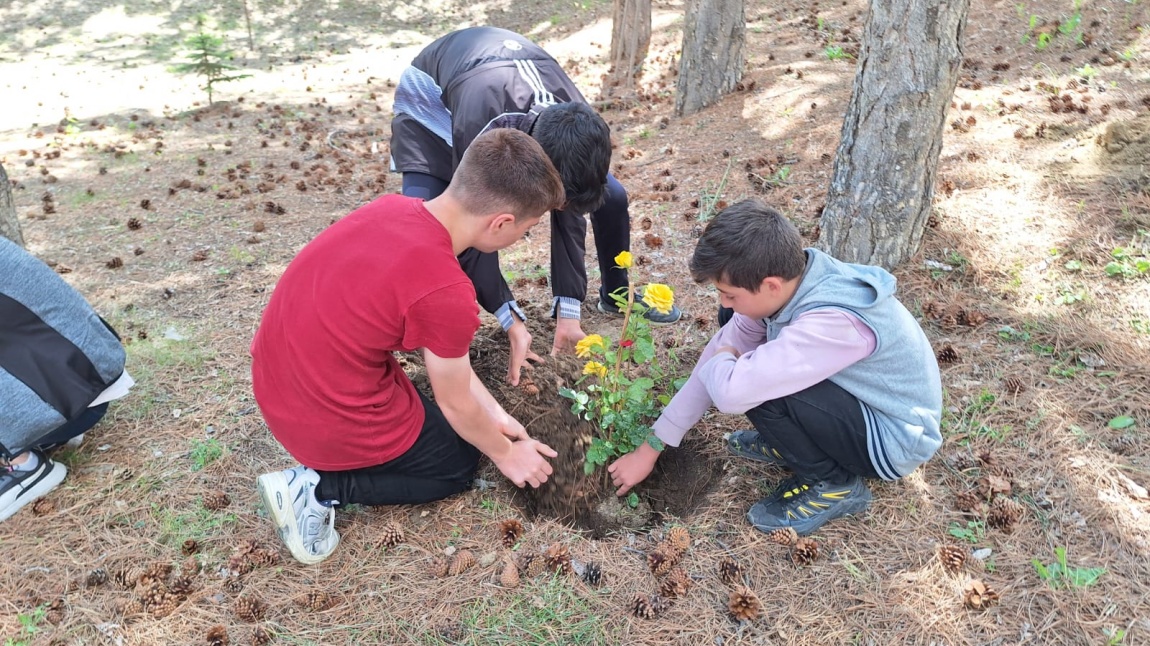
[608,442,661,495]
[498,414,530,442]
[506,319,543,386]
[493,439,558,488]
[551,317,586,356]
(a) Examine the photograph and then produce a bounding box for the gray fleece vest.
[764,249,942,479]
[0,237,124,457]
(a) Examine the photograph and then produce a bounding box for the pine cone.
[921,300,943,319]
[86,568,109,587]
[581,562,603,587]
[203,490,231,511]
[717,556,744,586]
[765,527,799,546]
[647,548,680,577]
[234,539,260,556]
[659,567,691,599]
[962,310,988,327]
[181,555,201,577]
[296,591,335,611]
[499,559,520,588]
[249,548,281,567]
[947,452,978,471]
[182,539,200,556]
[116,598,144,619]
[525,553,548,578]
[429,557,450,578]
[791,537,819,565]
[936,344,959,363]
[250,626,272,646]
[987,496,1024,531]
[630,594,657,619]
[146,592,180,618]
[227,553,255,576]
[45,598,65,625]
[31,497,56,516]
[954,489,983,514]
[963,579,1000,609]
[1003,376,1026,394]
[135,574,166,598]
[665,527,691,553]
[207,625,230,646]
[224,578,245,594]
[938,545,967,574]
[169,575,195,595]
[498,519,525,548]
[234,595,267,622]
[544,543,572,575]
[448,550,476,576]
[380,523,405,548]
[142,561,173,581]
[728,586,762,621]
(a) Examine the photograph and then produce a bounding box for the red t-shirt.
[250,195,480,470]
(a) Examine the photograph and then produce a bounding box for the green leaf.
[1063,259,1083,271]
[625,377,655,403]
[558,387,577,400]
[647,436,665,452]
[1104,261,1125,277]
[1108,415,1135,429]
[633,337,656,364]
[1032,558,1050,581]
[626,492,640,508]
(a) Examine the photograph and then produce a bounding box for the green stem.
[610,281,636,418]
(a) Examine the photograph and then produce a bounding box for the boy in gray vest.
[607,199,942,535]
[0,237,133,522]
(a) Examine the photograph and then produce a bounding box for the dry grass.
[3,0,1150,644]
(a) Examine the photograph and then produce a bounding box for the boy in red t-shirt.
[252,129,566,564]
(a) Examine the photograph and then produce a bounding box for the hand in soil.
[493,438,558,488]
[608,442,661,495]
[551,317,587,357]
[506,319,544,386]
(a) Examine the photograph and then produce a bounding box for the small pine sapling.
[175,31,251,104]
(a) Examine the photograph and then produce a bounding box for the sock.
[11,452,40,472]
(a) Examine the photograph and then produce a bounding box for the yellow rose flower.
[574,334,605,358]
[614,251,633,269]
[642,283,675,314]
[582,361,608,379]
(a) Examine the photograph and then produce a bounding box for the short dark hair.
[533,102,611,214]
[689,199,807,290]
[451,129,565,220]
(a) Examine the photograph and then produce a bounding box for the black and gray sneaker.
[597,287,683,325]
[726,430,786,466]
[747,475,872,536]
[0,450,68,523]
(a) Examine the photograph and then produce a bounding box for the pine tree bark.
[606,0,651,94]
[818,0,969,269]
[0,163,24,247]
[675,0,745,117]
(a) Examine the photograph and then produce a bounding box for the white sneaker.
[257,466,340,564]
[0,451,68,523]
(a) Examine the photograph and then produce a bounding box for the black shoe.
[747,475,872,536]
[597,287,683,325]
[0,450,68,523]
[726,431,786,466]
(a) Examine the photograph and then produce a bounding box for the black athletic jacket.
[0,238,124,457]
[390,26,588,181]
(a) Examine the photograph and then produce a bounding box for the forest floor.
[2,0,1150,644]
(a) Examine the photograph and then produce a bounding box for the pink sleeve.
[699,309,876,414]
[652,314,768,447]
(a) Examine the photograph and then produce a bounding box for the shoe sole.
[747,487,873,537]
[596,301,682,326]
[257,472,335,565]
[0,461,67,523]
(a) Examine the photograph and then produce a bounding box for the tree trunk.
[0,163,24,247]
[818,0,969,269]
[675,0,745,117]
[606,0,651,95]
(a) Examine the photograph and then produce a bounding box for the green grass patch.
[153,502,238,548]
[457,575,610,645]
[189,437,225,470]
